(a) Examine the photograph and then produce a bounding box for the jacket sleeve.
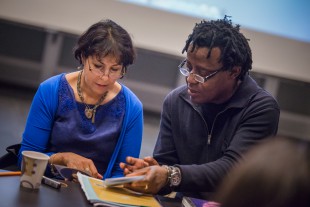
[153,92,179,165]
[18,75,60,167]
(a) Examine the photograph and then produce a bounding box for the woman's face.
[82,55,123,96]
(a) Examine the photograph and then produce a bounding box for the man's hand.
[124,165,168,194]
[119,156,159,175]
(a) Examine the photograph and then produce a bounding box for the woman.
[18,19,143,180]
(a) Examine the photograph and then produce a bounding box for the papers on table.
[77,172,161,207]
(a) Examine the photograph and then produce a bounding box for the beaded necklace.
[77,70,108,123]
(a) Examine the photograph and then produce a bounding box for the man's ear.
[230,66,241,79]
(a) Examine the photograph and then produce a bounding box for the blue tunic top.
[18,73,143,178]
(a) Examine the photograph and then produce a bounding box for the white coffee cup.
[20,151,49,190]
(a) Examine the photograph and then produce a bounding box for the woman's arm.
[18,75,60,166]
[106,86,143,178]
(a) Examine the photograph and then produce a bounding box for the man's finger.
[124,168,132,175]
[119,162,125,169]
[144,157,158,166]
[126,156,136,164]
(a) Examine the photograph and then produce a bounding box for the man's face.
[185,46,237,104]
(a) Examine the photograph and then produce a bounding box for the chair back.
[0,143,21,171]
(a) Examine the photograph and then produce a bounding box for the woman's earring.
[77,64,84,70]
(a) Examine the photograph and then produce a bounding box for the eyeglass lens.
[87,59,123,79]
[179,62,205,83]
[178,60,223,83]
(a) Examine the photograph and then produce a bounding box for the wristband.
[162,165,171,186]
[162,165,181,187]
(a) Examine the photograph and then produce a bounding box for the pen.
[42,176,68,189]
[0,171,22,176]
[42,176,62,189]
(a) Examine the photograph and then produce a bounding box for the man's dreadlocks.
[182,15,252,80]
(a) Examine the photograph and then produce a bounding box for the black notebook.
[182,196,220,207]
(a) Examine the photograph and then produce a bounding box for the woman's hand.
[51,152,103,180]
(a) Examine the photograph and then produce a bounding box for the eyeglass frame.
[87,58,125,79]
[52,164,91,181]
[178,59,225,83]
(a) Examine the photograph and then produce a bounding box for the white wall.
[0,0,310,83]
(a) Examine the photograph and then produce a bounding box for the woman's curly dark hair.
[73,19,135,73]
[182,16,252,80]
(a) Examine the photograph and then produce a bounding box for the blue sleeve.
[105,86,143,178]
[18,75,61,167]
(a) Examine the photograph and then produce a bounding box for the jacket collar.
[228,75,262,108]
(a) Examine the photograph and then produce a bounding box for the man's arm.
[177,95,280,192]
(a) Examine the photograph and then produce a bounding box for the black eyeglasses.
[52,164,91,181]
[178,59,225,83]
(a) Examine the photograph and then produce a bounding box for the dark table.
[0,175,91,207]
[0,175,181,207]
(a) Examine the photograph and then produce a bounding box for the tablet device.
[104,175,145,186]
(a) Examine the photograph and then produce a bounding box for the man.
[120,16,280,199]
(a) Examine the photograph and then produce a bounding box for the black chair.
[0,143,21,171]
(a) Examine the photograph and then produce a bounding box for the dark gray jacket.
[153,75,280,198]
